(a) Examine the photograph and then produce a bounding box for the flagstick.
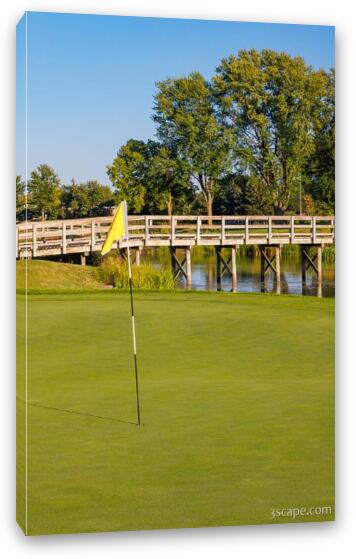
[126,243,141,426]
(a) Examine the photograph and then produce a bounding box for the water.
[146,248,335,298]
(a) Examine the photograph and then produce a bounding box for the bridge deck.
[16,215,335,259]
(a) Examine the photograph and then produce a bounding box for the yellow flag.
[101,201,128,256]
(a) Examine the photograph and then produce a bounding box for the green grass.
[17,259,176,291]
[17,290,334,535]
[16,260,104,290]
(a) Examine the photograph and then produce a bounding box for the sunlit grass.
[17,290,334,534]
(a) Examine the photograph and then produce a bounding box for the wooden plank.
[268,216,272,243]
[312,216,317,244]
[145,216,149,244]
[62,222,67,254]
[16,227,19,259]
[91,220,96,250]
[32,225,37,257]
[171,215,175,243]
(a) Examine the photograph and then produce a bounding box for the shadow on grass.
[17,397,138,426]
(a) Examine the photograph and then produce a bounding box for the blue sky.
[16,12,335,185]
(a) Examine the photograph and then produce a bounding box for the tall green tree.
[61,180,115,218]
[142,141,195,215]
[107,140,147,213]
[153,72,234,217]
[107,139,194,214]
[213,172,274,215]
[213,49,329,214]
[304,69,335,214]
[16,175,26,220]
[28,164,61,220]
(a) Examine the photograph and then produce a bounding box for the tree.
[16,175,26,221]
[61,180,115,218]
[304,69,335,214]
[107,139,195,215]
[107,140,147,213]
[212,173,247,215]
[213,49,329,214]
[153,72,234,217]
[213,172,275,215]
[28,164,61,220]
[142,141,195,215]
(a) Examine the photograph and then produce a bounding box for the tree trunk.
[273,194,290,215]
[273,204,284,216]
[167,192,173,216]
[200,175,213,225]
[206,191,213,225]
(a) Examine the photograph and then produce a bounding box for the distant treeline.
[17,49,335,221]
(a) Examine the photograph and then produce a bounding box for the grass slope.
[16,260,104,290]
[17,291,334,534]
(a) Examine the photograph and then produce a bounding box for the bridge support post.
[134,247,142,266]
[119,248,127,262]
[300,245,323,297]
[317,245,322,285]
[301,249,307,285]
[170,247,192,288]
[260,246,281,294]
[216,247,222,291]
[275,246,281,294]
[231,246,237,292]
[120,247,141,266]
[207,267,214,291]
[185,247,192,288]
[216,246,237,292]
[260,250,266,285]
[171,247,177,277]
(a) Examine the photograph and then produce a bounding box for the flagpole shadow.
[21,398,138,426]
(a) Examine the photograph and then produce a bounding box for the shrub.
[99,255,175,290]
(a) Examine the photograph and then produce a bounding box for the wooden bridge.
[16,214,335,294]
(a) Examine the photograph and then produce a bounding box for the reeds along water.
[99,255,175,290]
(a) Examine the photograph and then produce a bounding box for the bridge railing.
[16,214,335,258]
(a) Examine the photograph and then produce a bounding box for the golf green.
[16,291,334,534]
